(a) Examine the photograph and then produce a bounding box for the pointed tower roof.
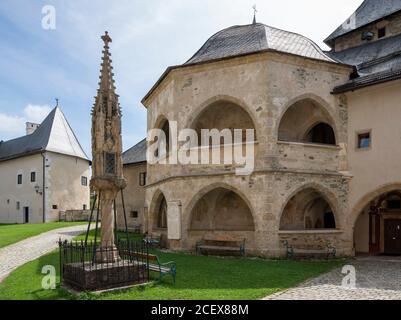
[0,106,89,162]
[98,31,116,93]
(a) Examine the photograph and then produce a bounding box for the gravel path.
[0,224,89,282]
[265,257,401,300]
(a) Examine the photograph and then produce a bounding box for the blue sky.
[0,0,363,154]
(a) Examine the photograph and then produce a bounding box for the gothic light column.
[90,32,126,262]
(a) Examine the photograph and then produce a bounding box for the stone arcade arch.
[353,185,401,255]
[278,97,337,145]
[190,99,257,146]
[149,190,168,231]
[280,187,337,231]
[152,115,171,158]
[185,184,256,250]
[190,187,255,231]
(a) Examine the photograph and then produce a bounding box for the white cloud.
[23,104,52,123]
[0,104,51,140]
[0,113,25,136]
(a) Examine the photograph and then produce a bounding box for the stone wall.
[60,210,96,222]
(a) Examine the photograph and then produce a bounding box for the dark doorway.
[384,219,401,255]
[305,123,336,145]
[23,207,29,224]
[324,212,336,229]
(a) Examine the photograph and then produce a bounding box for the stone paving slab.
[0,225,90,282]
[265,258,401,300]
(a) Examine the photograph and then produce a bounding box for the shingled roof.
[186,23,336,64]
[143,23,339,103]
[328,33,401,73]
[123,138,147,165]
[0,107,89,162]
[325,0,401,45]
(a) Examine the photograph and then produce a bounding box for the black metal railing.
[59,240,150,291]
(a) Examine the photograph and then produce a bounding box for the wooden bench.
[127,252,177,284]
[284,240,336,259]
[196,235,246,256]
[143,233,162,248]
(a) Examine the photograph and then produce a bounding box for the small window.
[357,132,371,149]
[81,176,88,186]
[139,172,147,186]
[16,201,20,210]
[52,205,58,210]
[130,211,139,219]
[378,27,386,39]
[31,172,36,183]
[83,204,87,210]
[105,153,116,175]
[17,174,22,185]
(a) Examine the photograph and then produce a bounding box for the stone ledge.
[278,229,344,235]
[277,141,342,150]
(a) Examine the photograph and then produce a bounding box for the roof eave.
[0,148,44,163]
[332,73,401,94]
[123,160,147,166]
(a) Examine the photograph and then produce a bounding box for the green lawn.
[0,222,86,249]
[0,230,343,300]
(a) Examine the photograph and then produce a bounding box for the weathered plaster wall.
[116,163,147,231]
[0,154,43,224]
[346,80,401,229]
[46,152,90,222]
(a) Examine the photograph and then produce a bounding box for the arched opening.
[153,117,170,158]
[190,187,255,231]
[192,101,256,146]
[280,188,337,230]
[278,98,336,145]
[304,123,336,145]
[354,191,401,255]
[153,193,168,230]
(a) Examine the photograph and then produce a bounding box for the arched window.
[324,212,336,229]
[154,118,170,158]
[304,123,336,145]
[157,196,168,229]
[278,98,336,145]
[280,188,337,230]
[192,101,256,146]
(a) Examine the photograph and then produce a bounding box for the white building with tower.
[0,105,91,224]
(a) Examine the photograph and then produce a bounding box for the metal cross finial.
[252,4,257,24]
[101,31,112,46]
[55,98,59,107]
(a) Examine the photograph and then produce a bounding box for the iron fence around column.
[58,239,150,291]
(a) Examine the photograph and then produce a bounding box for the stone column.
[100,190,117,248]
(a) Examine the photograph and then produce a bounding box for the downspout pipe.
[41,152,46,223]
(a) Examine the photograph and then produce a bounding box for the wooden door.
[369,214,381,254]
[384,220,401,255]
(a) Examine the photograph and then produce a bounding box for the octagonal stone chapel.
[117,0,401,257]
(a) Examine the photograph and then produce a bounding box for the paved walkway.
[265,257,401,300]
[0,225,89,283]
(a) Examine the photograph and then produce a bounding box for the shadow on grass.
[0,232,344,300]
